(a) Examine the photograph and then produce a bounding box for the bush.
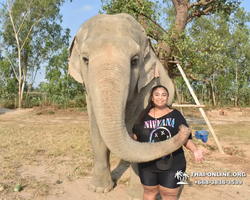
[30,97,41,107]
[0,93,17,109]
[74,95,87,108]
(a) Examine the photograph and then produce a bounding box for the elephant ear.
[68,36,84,83]
[137,38,159,93]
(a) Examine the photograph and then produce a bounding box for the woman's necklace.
[154,108,158,127]
[154,107,169,125]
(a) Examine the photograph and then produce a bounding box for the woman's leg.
[142,184,159,200]
[158,165,186,200]
[139,167,159,200]
[159,186,180,200]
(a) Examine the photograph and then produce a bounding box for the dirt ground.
[0,107,250,200]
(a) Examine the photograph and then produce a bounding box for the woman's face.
[152,87,168,108]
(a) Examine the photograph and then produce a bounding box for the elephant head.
[68,13,190,162]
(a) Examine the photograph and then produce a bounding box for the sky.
[34,0,250,86]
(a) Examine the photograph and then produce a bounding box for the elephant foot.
[88,174,115,193]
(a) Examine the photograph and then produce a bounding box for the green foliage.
[187,0,241,16]
[74,95,87,108]
[42,46,86,108]
[0,93,17,108]
[0,0,66,108]
[101,0,158,18]
[29,96,40,107]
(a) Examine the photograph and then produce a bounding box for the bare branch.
[1,47,19,80]
[128,6,168,35]
[187,8,212,23]
[188,0,214,9]
[187,73,210,84]
[16,0,35,35]
[168,60,182,65]
[0,2,8,10]
[139,12,168,35]
[137,14,162,41]
[7,0,18,37]
[203,6,213,14]
[20,15,46,51]
[187,0,216,24]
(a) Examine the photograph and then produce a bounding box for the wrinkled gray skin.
[69,13,190,199]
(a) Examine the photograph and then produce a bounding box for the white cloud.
[75,5,93,13]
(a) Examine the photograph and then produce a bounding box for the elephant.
[68,13,190,199]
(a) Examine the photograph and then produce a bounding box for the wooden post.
[176,63,225,154]
[172,104,205,108]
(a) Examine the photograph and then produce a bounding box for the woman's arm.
[184,139,207,163]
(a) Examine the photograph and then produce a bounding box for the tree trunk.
[173,78,183,115]
[211,73,216,106]
[18,50,22,108]
[18,80,22,108]
[212,90,216,106]
[24,84,32,108]
[235,62,238,107]
[208,86,211,105]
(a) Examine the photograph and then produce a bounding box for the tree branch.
[16,0,35,35]
[138,12,168,35]
[1,47,19,80]
[188,0,214,9]
[168,60,182,65]
[0,2,8,10]
[7,0,18,40]
[187,0,215,23]
[20,15,46,51]
[128,6,168,36]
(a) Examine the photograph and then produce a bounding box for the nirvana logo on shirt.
[144,118,175,129]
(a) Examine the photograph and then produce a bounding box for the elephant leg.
[86,95,114,193]
[127,163,143,200]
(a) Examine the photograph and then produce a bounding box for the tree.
[228,8,250,106]
[45,46,85,101]
[100,0,240,75]
[0,0,65,108]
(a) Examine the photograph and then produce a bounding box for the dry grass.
[0,108,120,199]
[0,107,249,199]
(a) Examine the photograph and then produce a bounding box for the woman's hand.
[129,133,137,140]
[184,139,208,163]
[193,148,208,163]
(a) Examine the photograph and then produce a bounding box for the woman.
[132,85,206,200]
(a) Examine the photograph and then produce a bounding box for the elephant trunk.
[88,61,189,163]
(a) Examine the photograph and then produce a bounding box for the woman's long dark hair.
[133,85,170,131]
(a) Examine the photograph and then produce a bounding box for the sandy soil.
[0,107,250,200]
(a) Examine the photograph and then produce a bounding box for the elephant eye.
[82,57,89,65]
[131,55,139,67]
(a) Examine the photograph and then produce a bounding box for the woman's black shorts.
[138,162,186,188]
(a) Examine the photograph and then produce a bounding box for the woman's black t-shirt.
[133,109,192,171]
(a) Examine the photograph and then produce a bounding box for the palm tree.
[175,170,183,180]
[175,170,189,185]
[182,173,190,182]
